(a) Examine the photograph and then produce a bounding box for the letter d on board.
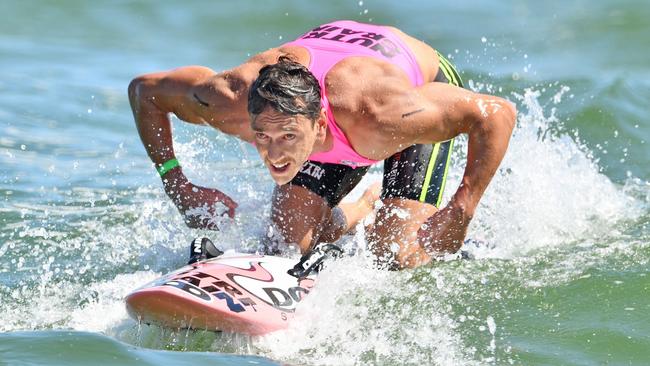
[263,287,293,307]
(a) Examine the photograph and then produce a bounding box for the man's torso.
[195,22,441,159]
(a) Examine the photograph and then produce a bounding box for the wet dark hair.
[248,56,321,122]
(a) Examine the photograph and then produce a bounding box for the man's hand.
[162,168,238,229]
[416,196,472,256]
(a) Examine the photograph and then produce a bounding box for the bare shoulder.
[196,46,309,105]
[324,57,419,158]
[193,46,309,138]
[227,45,309,82]
[384,26,438,82]
[326,56,411,116]
[328,59,496,151]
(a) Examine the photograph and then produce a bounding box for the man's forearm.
[417,101,515,256]
[452,101,516,216]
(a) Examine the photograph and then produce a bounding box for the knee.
[270,185,335,253]
[270,215,310,251]
[394,247,432,269]
[370,240,431,270]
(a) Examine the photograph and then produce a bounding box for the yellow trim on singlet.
[436,51,463,87]
[416,51,462,206]
[419,142,441,202]
[437,59,455,85]
[436,138,454,207]
[435,51,453,83]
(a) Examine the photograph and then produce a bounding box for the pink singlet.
[284,20,424,168]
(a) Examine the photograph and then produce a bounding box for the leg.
[318,182,381,243]
[368,198,438,269]
[270,161,373,254]
[271,183,380,253]
[369,53,465,269]
[271,184,331,253]
[371,138,455,269]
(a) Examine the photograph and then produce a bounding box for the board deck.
[125,252,315,335]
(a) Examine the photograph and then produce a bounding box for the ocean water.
[1,1,649,365]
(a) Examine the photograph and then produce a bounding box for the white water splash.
[2,80,647,365]
[258,257,475,365]
[452,87,641,259]
[69,271,161,332]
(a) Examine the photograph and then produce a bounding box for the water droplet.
[487,316,496,334]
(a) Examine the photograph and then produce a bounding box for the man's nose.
[267,142,283,162]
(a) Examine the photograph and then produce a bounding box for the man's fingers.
[214,193,237,218]
[227,206,236,218]
[226,198,238,210]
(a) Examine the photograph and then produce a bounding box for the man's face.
[252,107,326,185]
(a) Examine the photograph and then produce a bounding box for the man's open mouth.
[270,162,290,174]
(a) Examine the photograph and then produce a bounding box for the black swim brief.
[288,51,464,208]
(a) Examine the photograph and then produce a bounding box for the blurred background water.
[1,1,648,365]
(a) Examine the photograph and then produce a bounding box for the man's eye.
[255,133,268,140]
[284,134,296,141]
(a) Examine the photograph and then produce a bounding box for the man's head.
[248,56,327,185]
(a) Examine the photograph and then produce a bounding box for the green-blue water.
[1,1,649,365]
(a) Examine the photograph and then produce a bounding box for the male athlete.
[129,20,516,269]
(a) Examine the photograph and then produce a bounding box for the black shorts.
[288,51,464,208]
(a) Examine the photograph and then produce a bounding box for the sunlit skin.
[129,23,516,269]
[251,107,328,185]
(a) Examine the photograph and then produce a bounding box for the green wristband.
[157,158,180,177]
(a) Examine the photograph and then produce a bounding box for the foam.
[257,257,475,365]
[2,79,648,364]
[69,271,160,332]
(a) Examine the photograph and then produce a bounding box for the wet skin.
[129,23,516,269]
[251,108,328,186]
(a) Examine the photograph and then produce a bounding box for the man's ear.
[316,108,327,139]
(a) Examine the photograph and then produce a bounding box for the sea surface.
[1,1,649,365]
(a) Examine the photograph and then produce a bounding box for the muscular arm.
[128,66,246,163]
[374,82,516,253]
[410,82,515,216]
[129,66,212,162]
[128,66,245,224]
